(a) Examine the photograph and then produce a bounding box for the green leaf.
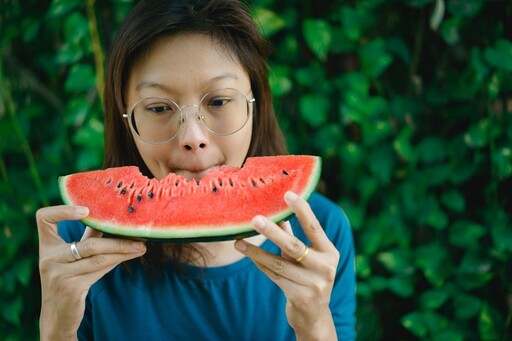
[299,93,330,128]
[47,0,80,18]
[339,142,363,166]
[415,243,453,286]
[64,12,89,45]
[356,255,372,278]
[492,146,512,179]
[368,145,394,185]
[252,7,286,37]
[491,218,512,253]
[377,249,414,275]
[484,39,512,72]
[388,275,415,297]
[339,7,362,42]
[302,19,332,61]
[419,289,450,310]
[449,220,486,248]
[447,0,483,17]
[269,65,292,97]
[1,295,22,325]
[360,38,393,78]
[458,251,492,275]
[440,189,465,212]
[478,303,505,341]
[401,312,428,338]
[387,37,412,66]
[464,122,488,148]
[453,293,482,319]
[417,137,446,163]
[312,124,342,157]
[64,64,96,93]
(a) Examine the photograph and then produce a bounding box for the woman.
[36,0,356,339]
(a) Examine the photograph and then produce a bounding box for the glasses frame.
[123,88,255,145]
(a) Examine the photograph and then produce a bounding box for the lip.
[174,165,221,181]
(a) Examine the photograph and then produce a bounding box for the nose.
[178,105,209,152]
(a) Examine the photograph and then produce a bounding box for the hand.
[234,191,340,340]
[36,205,146,340]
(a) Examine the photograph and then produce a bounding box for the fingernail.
[253,216,266,230]
[75,206,89,216]
[235,240,247,252]
[131,241,146,250]
[285,191,298,202]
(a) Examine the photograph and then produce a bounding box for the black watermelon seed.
[251,180,258,187]
[212,187,217,192]
[148,191,154,198]
[117,181,123,188]
[136,195,142,202]
[282,170,289,176]
[128,206,134,213]
[106,179,112,185]
[120,189,127,195]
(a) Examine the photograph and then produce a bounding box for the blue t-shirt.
[58,192,356,340]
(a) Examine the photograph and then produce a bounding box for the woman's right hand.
[36,205,146,340]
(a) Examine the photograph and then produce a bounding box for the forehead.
[128,32,249,95]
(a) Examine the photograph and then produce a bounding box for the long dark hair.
[102,0,287,266]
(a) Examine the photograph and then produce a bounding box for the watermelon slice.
[58,155,321,241]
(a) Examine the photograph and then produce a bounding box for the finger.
[36,205,89,243]
[63,237,146,263]
[284,191,330,251]
[278,221,295,262]
[235,239,310,285]
[252,215,309,263]
[81,226,103,241]
[71,248,146,277]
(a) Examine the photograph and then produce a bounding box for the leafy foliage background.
[1,0,511,339]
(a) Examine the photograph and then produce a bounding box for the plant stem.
[0,76,49,206]
[86,0,105,104]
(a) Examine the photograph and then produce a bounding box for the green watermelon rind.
[58,156,321,241]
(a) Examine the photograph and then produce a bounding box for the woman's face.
[125,33,253,180]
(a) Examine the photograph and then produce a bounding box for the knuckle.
[80,239,95,255]
[325,265,337,282]
[88,254,107,268]
[269,269,281,280]
[38,257,53,277]
[270,256,286,272]
[307,218,322,234]
[285,237,302,256]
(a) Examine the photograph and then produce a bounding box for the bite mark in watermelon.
[58,155,321,241]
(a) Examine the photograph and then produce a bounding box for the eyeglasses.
[123,88,255,144]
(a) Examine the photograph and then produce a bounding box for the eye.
[208,97,230,108]
[146,103,173,114]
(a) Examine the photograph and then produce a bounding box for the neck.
[180,234,267,267]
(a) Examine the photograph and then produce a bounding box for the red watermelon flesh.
[58,155,321,241]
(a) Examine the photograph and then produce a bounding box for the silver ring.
[70,241,82,260]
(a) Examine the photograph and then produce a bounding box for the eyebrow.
[135,73,240,92]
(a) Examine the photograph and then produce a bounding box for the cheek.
[133,139,169,164]
[222,120,253,167]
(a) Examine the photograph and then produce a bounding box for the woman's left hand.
[234,191,340,340]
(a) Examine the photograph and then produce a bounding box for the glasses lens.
[199,88,250,135]
[131,97,181,143]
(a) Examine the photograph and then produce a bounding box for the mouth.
[174,165,221,181]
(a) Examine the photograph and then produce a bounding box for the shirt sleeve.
[292,193,357,340]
